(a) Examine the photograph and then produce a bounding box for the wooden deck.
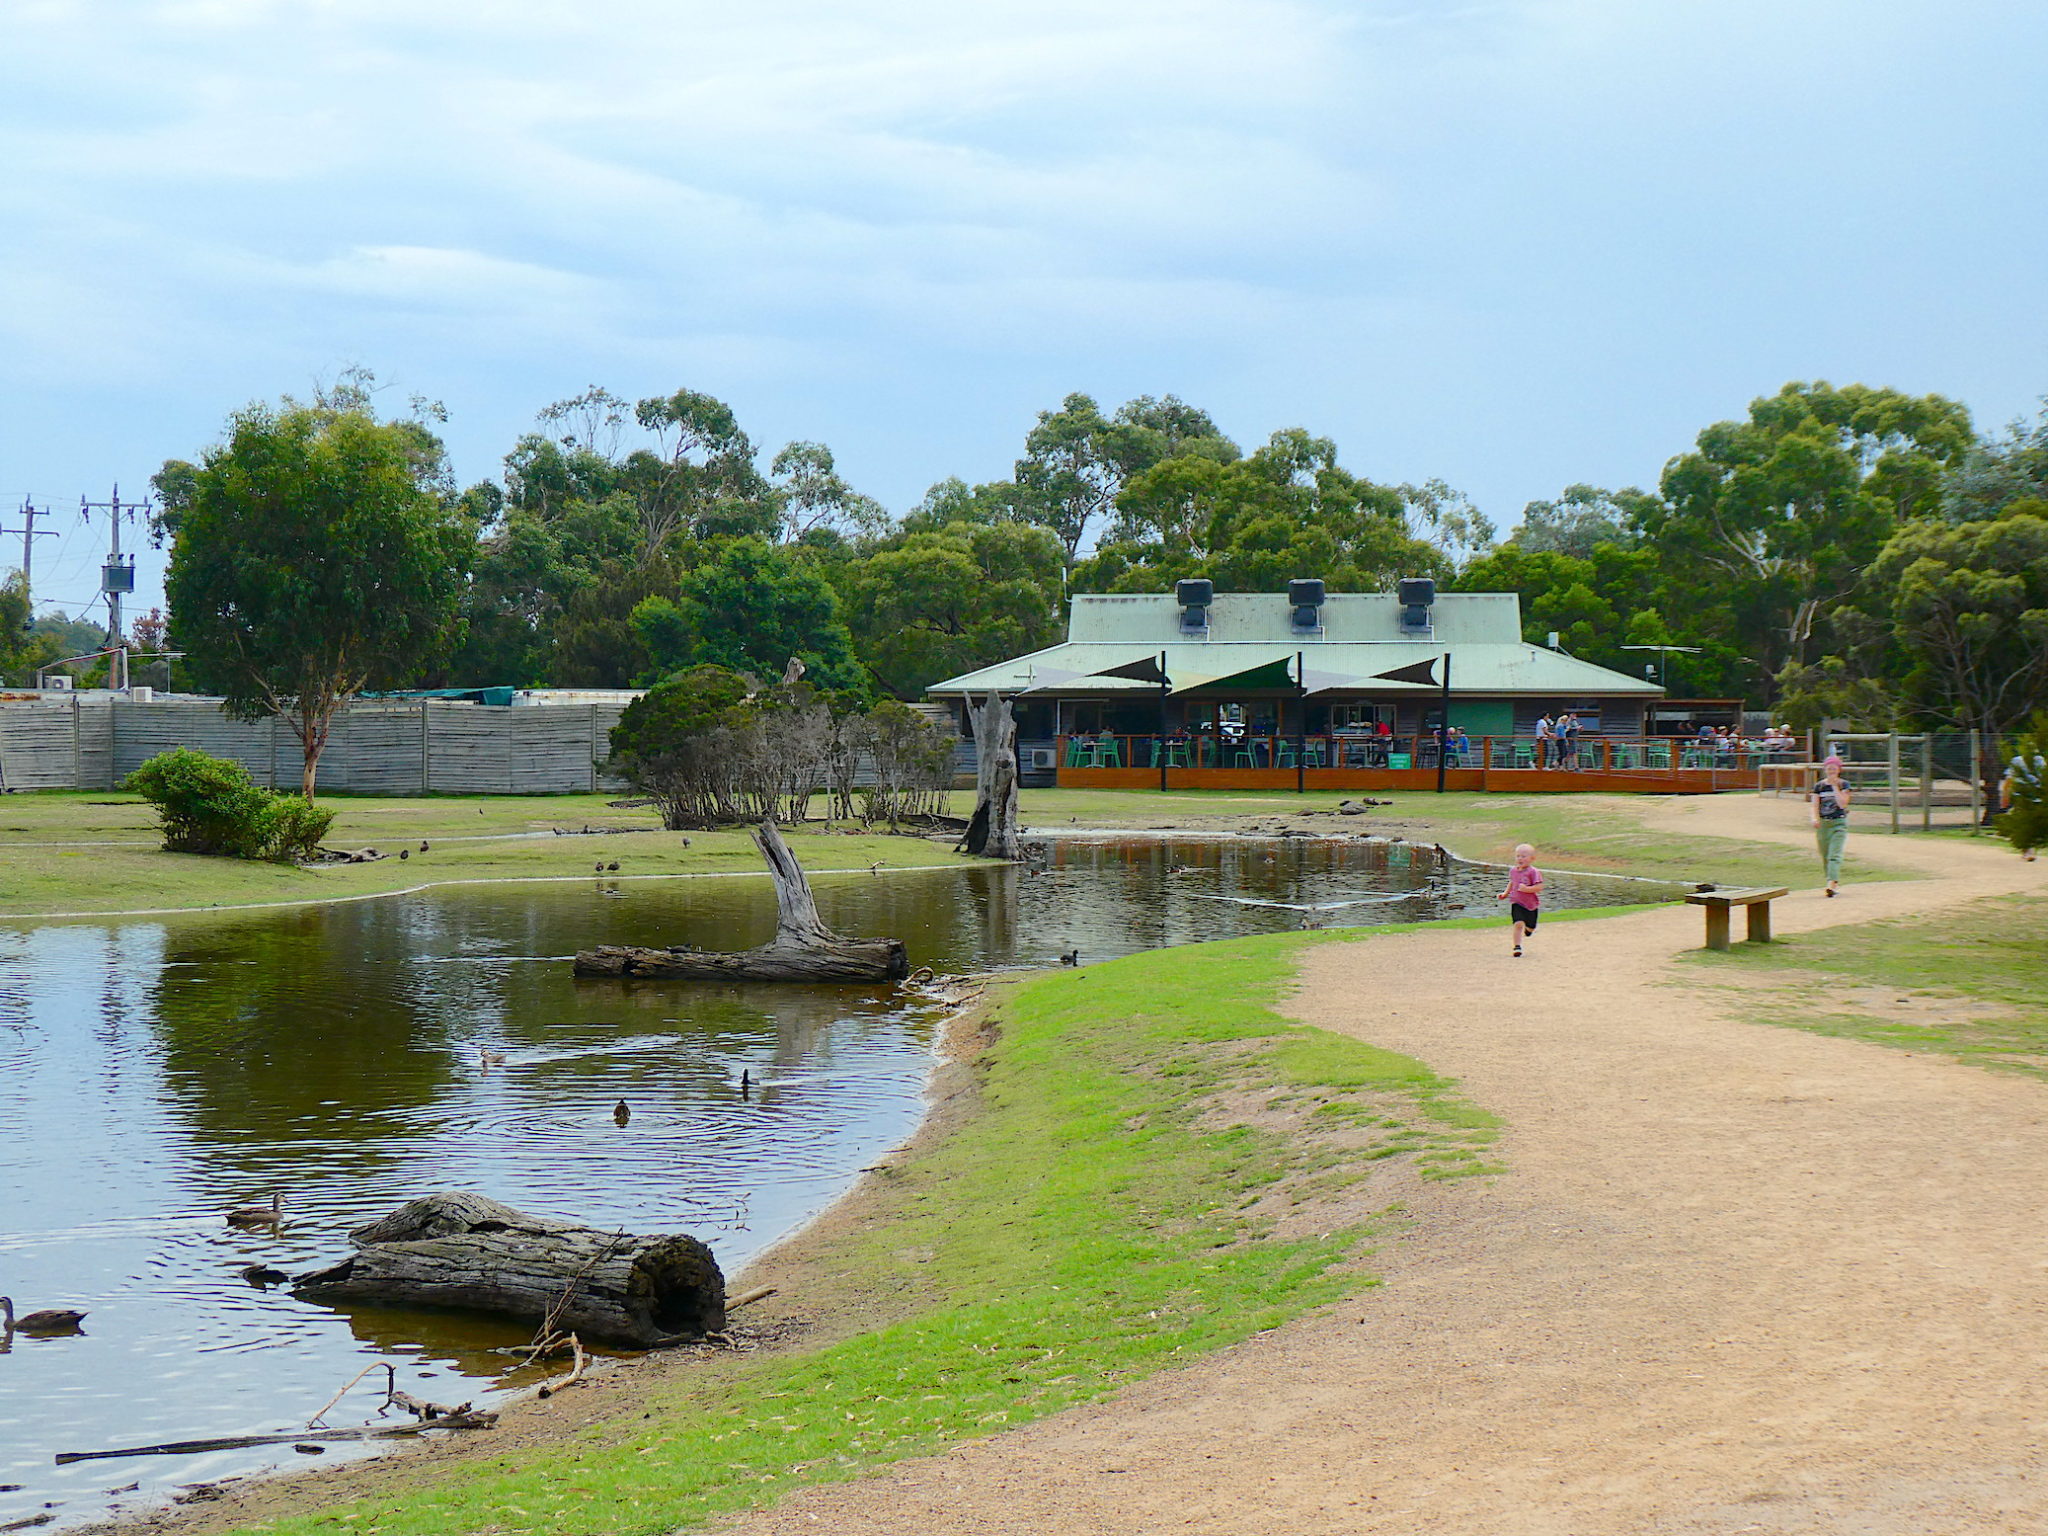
[1049,734,1771,794]
[1057,764,1755,793]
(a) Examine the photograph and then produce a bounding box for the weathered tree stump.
[573,821,910,981]
[292,1192,725,1347]
[963,691,1023,860]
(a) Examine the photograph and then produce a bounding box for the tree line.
[8,371,2039,767]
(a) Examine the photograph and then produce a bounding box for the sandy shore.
[714,794,2048,1535]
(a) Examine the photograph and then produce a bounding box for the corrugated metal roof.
[1068,591,1521,645]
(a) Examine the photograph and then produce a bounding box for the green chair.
[1097,738,1121,767]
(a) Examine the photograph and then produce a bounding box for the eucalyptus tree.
[163,392,470,797]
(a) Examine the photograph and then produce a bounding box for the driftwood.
[54,1409,497,1465]
[573,821,909,982]
[291,1193,725,1348]
[962,692,1023,860]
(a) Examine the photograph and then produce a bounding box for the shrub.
[125,747,336,862]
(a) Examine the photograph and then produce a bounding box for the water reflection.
[0,835,1670,1527]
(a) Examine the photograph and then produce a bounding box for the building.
[927,582,1756,791]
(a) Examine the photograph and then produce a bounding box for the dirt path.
[721,798,2048,1535]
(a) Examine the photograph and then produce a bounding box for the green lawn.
[1007,786,1894,890]
[0,786,1907,917]
[1683,891,2048,1078]
[0,792,970,917]
[204,925,1501,1536]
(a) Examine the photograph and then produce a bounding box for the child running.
[1500,843,1544,958]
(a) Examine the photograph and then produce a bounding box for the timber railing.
[1053,733,1787,791]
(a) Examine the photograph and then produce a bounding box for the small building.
[925,583,1754,791]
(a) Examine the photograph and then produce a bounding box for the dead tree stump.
[573,820,910,981]
[963,691,1023,860]
[292,1192,725,1347]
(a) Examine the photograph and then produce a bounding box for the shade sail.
[1169,653,1299,694]
[1091,655,1171,686]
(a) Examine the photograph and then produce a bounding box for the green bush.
[124,747,336,862]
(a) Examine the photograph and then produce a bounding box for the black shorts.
[1511,903,1539,930]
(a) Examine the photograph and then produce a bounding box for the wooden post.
[1888,733,1901,834]
[1920,734,1932,832]
[1745,902,1772,944]
[1704,905,1731,951]
[1970,730,1983,832]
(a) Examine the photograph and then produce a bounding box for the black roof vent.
[1288,578,1325,608]
[1176,578,1213,608]
[1397,577,1435,607]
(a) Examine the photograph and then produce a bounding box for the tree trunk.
[292,1192,725,1347]
[573,820,910,981]
[964,692,1023,860]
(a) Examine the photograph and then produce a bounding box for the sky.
[2,0,2044,626]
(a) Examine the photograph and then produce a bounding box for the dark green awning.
[1171,656,1298,694]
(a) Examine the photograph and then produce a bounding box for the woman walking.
[1810,754,1852,896]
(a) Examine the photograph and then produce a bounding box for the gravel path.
[721,796,2048,1535]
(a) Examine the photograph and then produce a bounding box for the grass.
[0,783,1887,916]
[206,925,1500,1536]
[1681,891,2048,1078]
[0,792,971,916]
[1008,786,1899,890]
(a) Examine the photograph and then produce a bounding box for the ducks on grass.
[226,1192,283,1228]
[1,1296,87,1336]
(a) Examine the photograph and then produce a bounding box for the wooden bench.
[1684,886,1788,950]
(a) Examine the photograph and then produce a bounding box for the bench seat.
[1684,886,1790,950]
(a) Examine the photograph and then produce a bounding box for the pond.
[0,834,1672,1527]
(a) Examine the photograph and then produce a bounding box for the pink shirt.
[1506,864,1544,908]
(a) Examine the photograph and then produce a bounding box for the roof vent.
[1397,577,1435,636]
[1288,578,1325,632]
[1177,578,1213,634]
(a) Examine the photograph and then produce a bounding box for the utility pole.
[2,497,59,609]
[80,486,144,691]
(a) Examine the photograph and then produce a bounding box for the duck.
[477,1046,506,1068]
[1,1296,87,1335]
[419,841,430,853]
[226,1192,283,1227]
[740,1069,752,1101]
[399,848,409,860]
[613,1100,631,1126]
[606,861,620,872]
[595,862,606,873]
[1059,948,1080,967]
[239,1264,289,1287]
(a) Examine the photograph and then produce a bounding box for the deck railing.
[1053,733,1798,781]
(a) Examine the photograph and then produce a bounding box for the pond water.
[0,835,1672,1527]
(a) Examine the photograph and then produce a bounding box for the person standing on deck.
[1500,843,1544,958]
[1534,713,1553,769]
[1810,754,1852,896]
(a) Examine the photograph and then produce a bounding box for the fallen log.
[573,821,909,982]
[291,1192,724,1348]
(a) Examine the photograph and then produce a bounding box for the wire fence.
[1761,731,2027,832]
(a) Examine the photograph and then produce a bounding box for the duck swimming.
[1,1297,87,1335]
[226,1192,283,1227]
